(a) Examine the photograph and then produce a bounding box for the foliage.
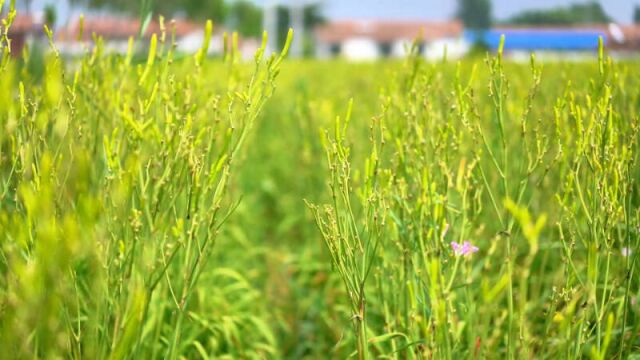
[0,3,293,357]
[228,0,262,37]
[456,0,492,31]
[66,0,322,44]
[302,41,640,359]
[634,5,640,25]
[69,0,227,23]
[306,99,388,360]
[43,3,55,26]
[506,1,612,26]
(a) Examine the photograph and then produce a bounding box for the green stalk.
[357,301,369,360]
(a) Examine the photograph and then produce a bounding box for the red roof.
[57,16,202,41]
[7,14,38,34]
[315,20,463,43]
[608,24,640,50]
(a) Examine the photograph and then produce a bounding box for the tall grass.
[2,2,640,358]
[1,2,293,357]
[309,41,639,358]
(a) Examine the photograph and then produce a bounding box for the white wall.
[57,33,226,57]
[315,36,472,61]
[341,37,379,61]
[57,39,131,55]
[391,39,414,58]
[240,39,260,61]
[424,37,470,61]
[176,32,224,55]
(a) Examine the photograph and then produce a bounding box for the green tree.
[44,3,56,27]
[68,0,269,39]
[69,0,227,23]
[227,1,262,37]
[456,0,492,31]
[634,5,640,24]
[506,2,611,26]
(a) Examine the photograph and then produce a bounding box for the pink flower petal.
[451,241,463,256]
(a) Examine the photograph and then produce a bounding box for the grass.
[1,5,640,359]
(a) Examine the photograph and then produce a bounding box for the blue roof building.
[464,29,607,51]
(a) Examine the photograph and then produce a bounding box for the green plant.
[307,99,388,360]
[0,3,293,357]
[1,2,640,357]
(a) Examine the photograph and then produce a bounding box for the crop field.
[2,8,640,360]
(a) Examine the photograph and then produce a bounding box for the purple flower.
[451,241,479,257]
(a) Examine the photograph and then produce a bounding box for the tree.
[634,5,640,24]
[227,1,262,37]
[44,4,57,27]
[67,0,325,45]
[506,2,611,26]
[68,0,269,38]
[456,0,492,31]
[69,0,227,23]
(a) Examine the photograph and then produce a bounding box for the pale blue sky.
[18,0,637,25]
[320,0,632,23]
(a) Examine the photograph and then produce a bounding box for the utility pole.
[290,0,305,58]
[263,0,278,55]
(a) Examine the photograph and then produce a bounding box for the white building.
[56,16,200,55]
[315,20,467,61]
[55,16,260,59]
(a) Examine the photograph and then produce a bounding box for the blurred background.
[4,0,639,61]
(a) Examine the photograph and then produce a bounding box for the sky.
[319,0,633,24]
[16,0,637,25]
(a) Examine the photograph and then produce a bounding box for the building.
[56,16,259,59]
[314,20,466,61]
[6,14,43,56]
[466,24,640,61]
[56,16,201,55]
[606,24,640,58]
